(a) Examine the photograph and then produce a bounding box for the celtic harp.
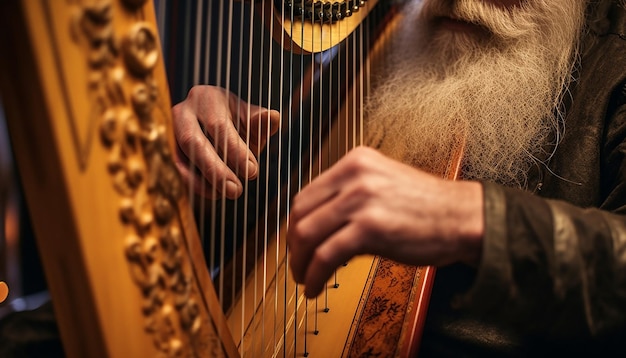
[0,0,463,357]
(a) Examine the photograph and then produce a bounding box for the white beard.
[364,0,586,187]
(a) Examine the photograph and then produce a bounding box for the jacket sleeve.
[460,101,626,338]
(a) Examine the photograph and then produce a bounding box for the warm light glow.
[0,281,8,303]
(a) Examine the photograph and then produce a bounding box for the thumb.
[247,105,281,155]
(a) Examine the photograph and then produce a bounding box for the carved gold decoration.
[123,23,159,77]
[72,1,207,356]
[121,0,149,10]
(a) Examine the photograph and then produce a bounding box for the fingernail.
[226,180,241,197]
[247,159,258,178]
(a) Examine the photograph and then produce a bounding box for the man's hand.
[287,146,485,298]
[172,85,280,199]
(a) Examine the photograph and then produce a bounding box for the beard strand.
[364,0,585,188]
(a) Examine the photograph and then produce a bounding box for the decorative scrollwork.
[123,23,159,77]
[72,1,207,356]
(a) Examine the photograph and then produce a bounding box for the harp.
[0,0,462,356]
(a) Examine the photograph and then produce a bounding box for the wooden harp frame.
[0,0,463,356]
[0,0,237,356]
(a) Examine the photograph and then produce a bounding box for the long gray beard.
[364,0,586,188]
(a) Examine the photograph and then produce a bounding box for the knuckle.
[171,102,183,118]
[178,130,205,153]
[176,131,196,150]
[352,178,377,197]
[203,157,228,178]
[357,206,383,232]
[290,198,304,220]
[312,248,333,268]
[291,221,314,243]
[186,85,203,100]
[352,145,376,158]
[214,122,232,140]
[343,178,377,205]
[346,148,375,173]
[207,126,226,149]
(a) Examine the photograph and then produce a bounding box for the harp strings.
[156,0,378,355]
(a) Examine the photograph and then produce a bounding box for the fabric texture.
[421,1,626,356]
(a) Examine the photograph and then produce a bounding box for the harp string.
[276,0,284,352]
[324,5,331,316]
[260,0,270,352]
[205,0,217,285]
[238,0,250,348]
[264,2,272,347]
[157,0,382,355]
[285,1,293,353]
[221,0,234,323]
[305,1,316,351]
[315,8,324,340]
[191,0,205,267]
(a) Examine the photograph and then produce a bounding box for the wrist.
[449,180,484,266]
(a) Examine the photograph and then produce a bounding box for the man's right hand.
[172,85,280,199]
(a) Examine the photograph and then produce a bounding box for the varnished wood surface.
[263,0,381,54]
[0,1,237,357]
[281,0,379,53]
[0,0,447,356]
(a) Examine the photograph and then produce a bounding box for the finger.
[288,191,358,283]
[194,94,259,181]
[212,116,260,181]
[292,147,380,220]
[173,107,242,199]
[229,101,280,180]
[245,106,281,156]
[183,87,256,182]
[289,159,350,223]
[174,146,221,199]
[302,224,363,298]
